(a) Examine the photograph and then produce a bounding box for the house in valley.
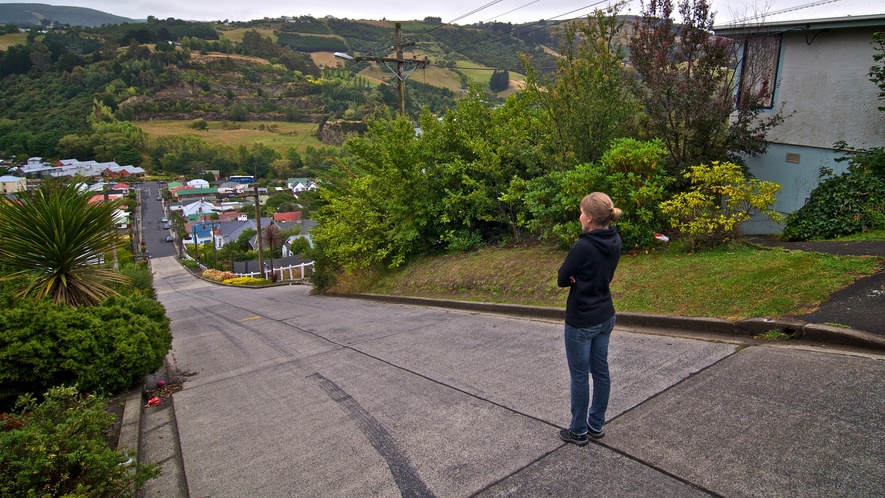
[287,177,317,194]
[282,219,318,257]
[0,175,27,194]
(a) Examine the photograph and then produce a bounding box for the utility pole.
[103,182,119,270]
[334,22,428,117]
[254,183,265,279]
[193,225,200,267]
[395,22,406,116]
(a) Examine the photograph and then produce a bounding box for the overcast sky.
[1,0,867,25]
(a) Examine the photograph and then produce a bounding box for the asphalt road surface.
[140,256,885,497]
[138,181,177,259]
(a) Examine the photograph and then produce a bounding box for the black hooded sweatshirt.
[557,227,622,328]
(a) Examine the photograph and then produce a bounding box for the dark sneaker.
[587,427,605,439]
[559,428,589,446]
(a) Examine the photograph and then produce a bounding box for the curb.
[118,384,143,496]
[340,293,885,351]
[118,386,142,455]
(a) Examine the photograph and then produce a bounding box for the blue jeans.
[564,316,615,435]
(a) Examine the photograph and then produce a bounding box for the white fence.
[185,256,314,282]
[235,261,315,281]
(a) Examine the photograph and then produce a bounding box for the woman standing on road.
[557,192,622,446]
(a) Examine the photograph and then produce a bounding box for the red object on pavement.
[147,397,162,407]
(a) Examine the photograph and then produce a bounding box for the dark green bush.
[520,138,671,250]
[0,294,171,410]
[115,261,156,299]
[0,386,159,497]
[783,169,885,241]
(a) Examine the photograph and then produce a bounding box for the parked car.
[163,223,171,229]
[161,216,168,222]
[165,234,174,242]
[156,196,162,201]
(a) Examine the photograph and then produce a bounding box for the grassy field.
[355,55,525,96]
[329,241,884,322]
[311,51,345,68]
[136,120,325,154]
[0,32,28,50]
[217,27,277,43]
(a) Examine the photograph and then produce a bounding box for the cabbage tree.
[0,179,129,306]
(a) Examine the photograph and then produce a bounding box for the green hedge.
[0,386,159,497]
[0,294,172,410]
[783,169,885,240]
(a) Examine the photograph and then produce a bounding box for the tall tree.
[0,180,128,306]
[522,2,637,167]
[629,0,783,176]
[489,69,510,92]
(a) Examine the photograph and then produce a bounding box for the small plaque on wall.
[785,153,801,164]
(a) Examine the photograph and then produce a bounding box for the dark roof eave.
[714,13,885,35]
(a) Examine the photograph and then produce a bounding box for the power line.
[448,0,505,24]
[442,0,613,56]
[481,0,543,23]
[427,62,557,72]
[340,1,618,101]
[410,0,506,38]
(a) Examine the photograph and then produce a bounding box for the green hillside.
[271,16,556,96]
[0,12,565,176]
[0,3,139,27]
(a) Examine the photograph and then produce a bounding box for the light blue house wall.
[742,144,849,234]
[716,8,885,235]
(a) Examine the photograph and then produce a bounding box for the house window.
[738,33,782,109]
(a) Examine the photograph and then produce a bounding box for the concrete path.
[137,257,885,497]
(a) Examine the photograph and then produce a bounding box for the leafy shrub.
[520,138,671,250]
[0,386,159,497]
[181,258,199,268]
[115,260,155,298]
[201,269,237,282]
[0,294,172,410]
[116,247,134,266]
[783,169,885,240]
[660,161,783,249]
[222,277,269,286]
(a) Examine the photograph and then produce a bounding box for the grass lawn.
[833,229,885,241]
[331,241,883,321]
[136,120,326,154]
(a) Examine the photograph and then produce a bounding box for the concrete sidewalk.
[127,258,885,497]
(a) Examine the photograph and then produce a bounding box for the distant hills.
[0,3,140,27]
